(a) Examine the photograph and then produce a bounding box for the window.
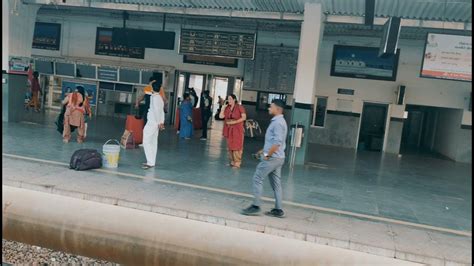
[313,97,327,127]
[55,62,75,77]
[119,68,140,84]
[76,64,96,79]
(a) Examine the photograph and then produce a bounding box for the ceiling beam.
[326,16,470,31]
[23,0,472,31]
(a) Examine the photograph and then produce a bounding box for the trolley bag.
[69,149,102,171]
[125,110,145,144]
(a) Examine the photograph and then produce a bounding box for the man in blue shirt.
[242,99,288,218]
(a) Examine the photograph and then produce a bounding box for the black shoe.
[265,208,285,218]
[241,205,261,216]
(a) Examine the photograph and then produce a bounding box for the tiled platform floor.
[3,111,472,232]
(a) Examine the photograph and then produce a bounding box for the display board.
[331,45,400,81]
[179,29,256,59]
[420,33,471,82]
[32,22,61,50]
[243,46,298,93]
[112,28,175,50]
[97,66,118,81]
[9,57,33,75]
[183,54,238,68]
[95,27,145,59]
[61,80,98,105]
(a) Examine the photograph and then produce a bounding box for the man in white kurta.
[142,91,165,169]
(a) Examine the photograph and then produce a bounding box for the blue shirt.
[263,114,288,159]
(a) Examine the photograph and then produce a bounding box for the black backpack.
[70,149,102,171]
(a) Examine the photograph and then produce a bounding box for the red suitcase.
[125,115,144,144]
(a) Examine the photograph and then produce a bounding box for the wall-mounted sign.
[420,33,471,82]
[62,80,98,106]
[330,45,400,81]
[243,46,298,93]
[32,22,61,50]
[97,66,118,81]
[337,88,355,95]
[183,54,238,68]
[9,56,32,75]
[179,29,256,59]
[95,27,145,59]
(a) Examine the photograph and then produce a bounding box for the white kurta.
[143,93,165,166]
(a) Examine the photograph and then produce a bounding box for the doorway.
[358,103,388,152]
[400,105,439,155]
[210,76,229,114]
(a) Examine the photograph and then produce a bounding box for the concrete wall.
[434,109,471,163]
[3,1,39,68]
[307,36,471,159]
[33,12,299,78]
[308,112,360,149]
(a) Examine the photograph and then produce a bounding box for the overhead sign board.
[420,33,471,82]
[179,29,256,59]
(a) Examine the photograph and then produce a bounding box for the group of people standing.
[177,91,247,169]
[56,75,288,217]
[178,89,213,140]
[178,93,288,217]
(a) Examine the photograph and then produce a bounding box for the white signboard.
[421,33,471,82]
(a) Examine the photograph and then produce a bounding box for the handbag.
[120,129,136,149]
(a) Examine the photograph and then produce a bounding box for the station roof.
[93,0,471,22]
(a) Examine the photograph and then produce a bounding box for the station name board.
[179,29,256,59]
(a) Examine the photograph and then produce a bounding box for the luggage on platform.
[120,129,136,149]
[245,119,262,138]
[69,149,102,171]
[125,111,144,144]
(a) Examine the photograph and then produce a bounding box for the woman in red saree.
[219,94,247,168]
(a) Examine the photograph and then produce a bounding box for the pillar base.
[290,103,313,165]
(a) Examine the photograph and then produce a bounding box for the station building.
[3,0,471,166]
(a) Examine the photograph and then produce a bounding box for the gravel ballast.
[2,239,118,265]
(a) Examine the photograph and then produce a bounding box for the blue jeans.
[252,157,285,210]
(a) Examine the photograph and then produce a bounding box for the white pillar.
[293,3,324,105]
[3,0,40,71]
[3,0,39,123]
[2,0,11,71]
[290,3,324,165]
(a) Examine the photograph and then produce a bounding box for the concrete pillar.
[2,0,40,122]
[291,3,324,164]
[3,0,39,64]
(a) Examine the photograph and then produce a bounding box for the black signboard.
[179,29,256,59]
[337,88,355,95]
[32,22,61,50]
[330,45,400,81]
[95,27,145,59]
[243,46,298,93]
[112,28,175,50]
[183,54,238,68]
[97,66,118,81]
